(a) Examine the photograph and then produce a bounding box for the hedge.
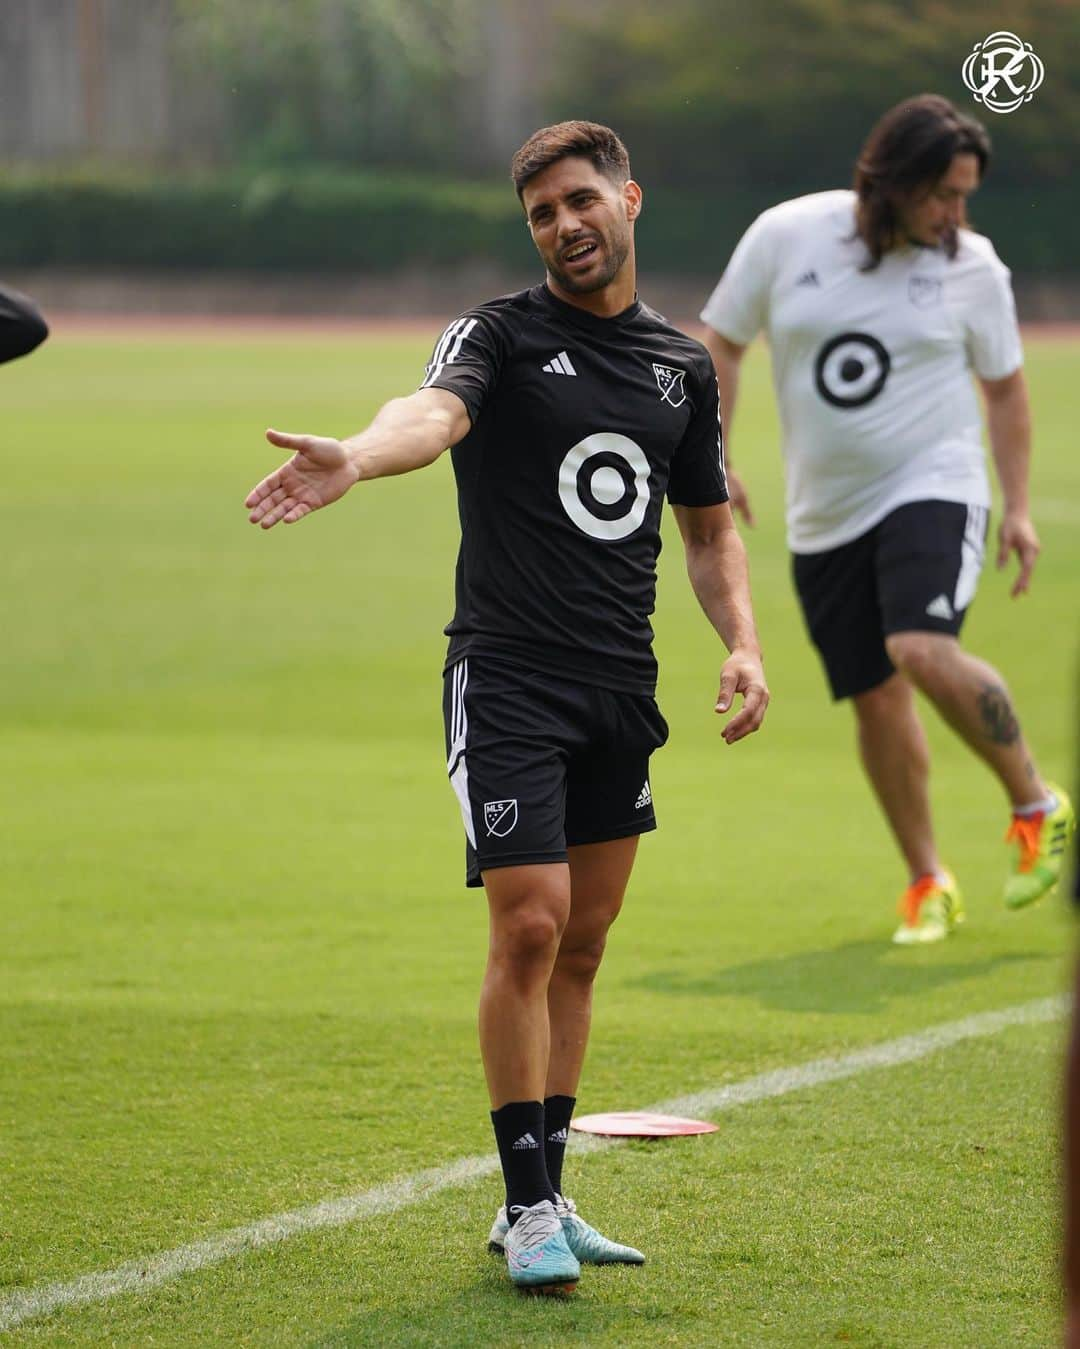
[0,169,1073,275]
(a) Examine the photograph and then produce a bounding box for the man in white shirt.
[701,93,1074,943]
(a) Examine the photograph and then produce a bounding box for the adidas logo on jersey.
[796,269,820,287]
[925,593,955,620]
[512,1132,539,1150]
[547,1127,569,1144]
[635,780,652,809]
[542,350,577,376]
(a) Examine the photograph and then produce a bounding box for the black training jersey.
[0,284,48,365]
[421,284,727,696]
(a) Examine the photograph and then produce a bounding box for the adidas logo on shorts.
[925,593,955,620]
[512,1133,539,1150]
[635,780,652,809]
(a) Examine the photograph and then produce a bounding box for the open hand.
[245,429,360,529]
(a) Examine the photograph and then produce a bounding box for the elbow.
[684,532,732,570]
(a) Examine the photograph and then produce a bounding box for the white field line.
[0,994,1066,1334]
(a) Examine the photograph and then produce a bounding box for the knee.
[883,632,945,687]
[556,901,623,984]
[853,673,908,726]
[556,934,609,984]
[492,905,567,971]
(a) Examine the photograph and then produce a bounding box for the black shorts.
[442,656,669,887]
[792,500,989,701]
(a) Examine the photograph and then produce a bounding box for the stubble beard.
[549,226,630,295]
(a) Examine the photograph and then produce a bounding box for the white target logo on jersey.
[557,433,653,541]
[814,332,891,409]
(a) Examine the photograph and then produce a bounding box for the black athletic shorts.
[792,499,989,701]
[442,655,669,887]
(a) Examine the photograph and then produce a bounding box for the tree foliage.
[176,0,484,168]
[546,0,1080,192]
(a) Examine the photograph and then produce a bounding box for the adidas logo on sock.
[795,269,820,287]
[512,1132,539,1150]
[925,593,954,620]
[547,1127,569,1143]
[635,779,652,809]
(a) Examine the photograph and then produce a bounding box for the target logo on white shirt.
[814,332,891,409]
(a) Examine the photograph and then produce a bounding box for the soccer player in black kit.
[246,122,769,1293]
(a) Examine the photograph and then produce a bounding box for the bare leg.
[479,863,571,1109]
[884,631,1047,808]
[853,674,940,882]
[545,836,640,1099]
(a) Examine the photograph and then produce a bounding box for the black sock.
[543,1094,576,1197]
[491,1100,557,1220]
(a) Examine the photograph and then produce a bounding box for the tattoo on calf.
[976,682,1020,746]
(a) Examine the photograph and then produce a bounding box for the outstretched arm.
[701,328,753,526]
[979,368,1039,597]
[246,387,471,530]
[672,501,769,744]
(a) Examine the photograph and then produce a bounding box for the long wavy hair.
[853,94,991,269]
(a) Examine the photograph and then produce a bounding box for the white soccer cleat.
[502,1199,580,1292]
[490,1194,644,1265]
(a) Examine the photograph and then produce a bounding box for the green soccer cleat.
[502,1199,580,1293]
[489,1195,645,1265]
[1003,785,1076,910]
[892,870,964,945]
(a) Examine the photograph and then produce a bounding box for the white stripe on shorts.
[954,504,988,614]
[447,659,470,768]
[446,660,476,848]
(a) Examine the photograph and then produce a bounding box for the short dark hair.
[511,121,631,200]
[853,94,991,268]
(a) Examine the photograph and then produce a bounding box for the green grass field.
[1,326,1077,1346]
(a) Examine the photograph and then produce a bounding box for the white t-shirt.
[700,189,1023,553]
